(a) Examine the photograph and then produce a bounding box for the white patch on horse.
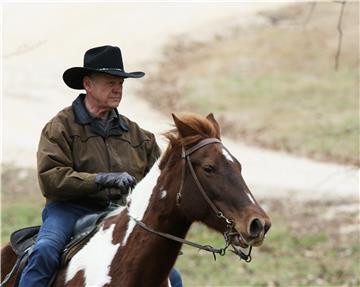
[160,190,167,199]
[222,148,234,162]
[106,205,126,218]
[122,159,161,246]
[65,224,119,286]
[247,192,256,205]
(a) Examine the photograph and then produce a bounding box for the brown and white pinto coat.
[1,113,271,287]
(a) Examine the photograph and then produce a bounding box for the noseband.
[130,138,252,262]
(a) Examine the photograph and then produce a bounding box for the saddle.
[1,211,110,287]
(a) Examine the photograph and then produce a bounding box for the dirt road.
[2,3,358,199]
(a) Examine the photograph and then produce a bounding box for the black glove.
[107,188,128,202]
[95,172,137,192]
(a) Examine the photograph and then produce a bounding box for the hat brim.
[63,67,145,89]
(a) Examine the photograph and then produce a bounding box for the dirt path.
[2,3,358,199]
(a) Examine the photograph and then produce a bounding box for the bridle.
[176,138,234,225]
[130,138,252,262]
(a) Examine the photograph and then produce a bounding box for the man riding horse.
[18,45,183,287]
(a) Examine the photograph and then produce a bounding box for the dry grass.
[177,197,359,286]
[139,2,359,166]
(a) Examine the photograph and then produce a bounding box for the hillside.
[139,2,359,166]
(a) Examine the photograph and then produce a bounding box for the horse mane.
[159,113,219,170]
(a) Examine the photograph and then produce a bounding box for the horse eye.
[203,165,216,173]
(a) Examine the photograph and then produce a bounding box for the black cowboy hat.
[63,45,145,89]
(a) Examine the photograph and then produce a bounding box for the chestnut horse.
[1,113,271,287]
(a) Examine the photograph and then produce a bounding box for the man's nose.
[113,84,123,93]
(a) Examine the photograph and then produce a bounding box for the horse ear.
[206,113,221,137]
[172,113,198,138]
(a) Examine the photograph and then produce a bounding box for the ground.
[2,165,359,286]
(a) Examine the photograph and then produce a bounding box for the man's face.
[84,73,124,111]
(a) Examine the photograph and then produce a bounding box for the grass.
[182,68,358,164]
[1,166,359,286]
[176,199,359,286]
[1,165,44,243]
[2,203,43,243]
[139,2,359,166]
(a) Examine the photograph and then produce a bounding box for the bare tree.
[334,1,347,70]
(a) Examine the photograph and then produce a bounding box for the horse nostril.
[248,218,263,238]
[264,221,271,235]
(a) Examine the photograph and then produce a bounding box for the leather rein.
[130,138,252,262]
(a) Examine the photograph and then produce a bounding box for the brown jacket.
[37,94,161,210]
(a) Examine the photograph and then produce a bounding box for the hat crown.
[84,45,124,70]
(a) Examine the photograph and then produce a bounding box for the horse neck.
[125,157,192,242]
[108,159,192,285]
[134,162,191,232]
[141,180,191,238]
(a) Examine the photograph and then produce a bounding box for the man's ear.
[83,75,92,92]
[172,113,198,138]
[206,113,221,137]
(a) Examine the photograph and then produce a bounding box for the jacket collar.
[72,94,129,132]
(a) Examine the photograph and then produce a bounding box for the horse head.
[160,112,271,252]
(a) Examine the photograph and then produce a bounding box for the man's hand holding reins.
[95,172,137,196]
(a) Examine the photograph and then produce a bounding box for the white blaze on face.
[65,224,119,286]
[122,159,161,246]
[247,192,256,205]
[221,146,257,206]
[222,148,234,162]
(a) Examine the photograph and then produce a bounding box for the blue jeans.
[19,202,183,287]
[169,268,183,287]
[19,202,94,287]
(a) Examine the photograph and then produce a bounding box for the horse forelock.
[160,113,219,170]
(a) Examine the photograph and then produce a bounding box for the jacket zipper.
[103,137,112,172]
[103,137,112,205]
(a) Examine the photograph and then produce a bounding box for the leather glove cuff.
[95,172,137,190]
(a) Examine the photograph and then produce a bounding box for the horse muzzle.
[231,217,271,248]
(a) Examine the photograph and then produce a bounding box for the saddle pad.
[5,208,119,287]
[10,226,40,256]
